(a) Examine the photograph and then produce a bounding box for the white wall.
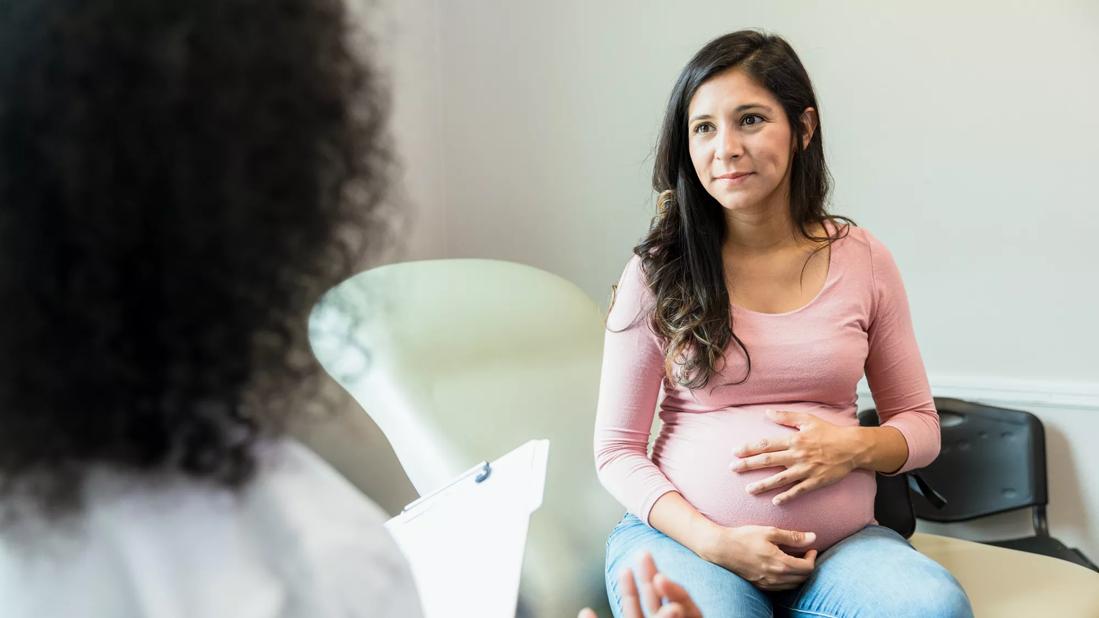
[362,0,1099,569]
[360,0,449,263]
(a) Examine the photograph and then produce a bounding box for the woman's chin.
[713,195,769,214]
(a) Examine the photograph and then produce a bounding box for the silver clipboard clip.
[401,460,492,514]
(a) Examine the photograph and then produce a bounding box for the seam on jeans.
[780,605,840,618]
[607,576,621,617]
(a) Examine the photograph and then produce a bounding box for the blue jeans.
[605,514,973,618]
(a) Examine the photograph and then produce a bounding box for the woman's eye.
[692,123,714,134]
[742,114,764,127]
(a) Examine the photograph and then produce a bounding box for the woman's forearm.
[646,491,722,560]
[853,426,909,474]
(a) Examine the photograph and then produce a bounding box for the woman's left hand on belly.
[730,409,866,506]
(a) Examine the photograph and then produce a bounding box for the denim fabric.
[605,513,973,618]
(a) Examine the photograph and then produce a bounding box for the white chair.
[309,258,622,616]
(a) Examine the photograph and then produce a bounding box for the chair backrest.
[308,258,622,616]
[911,397,1048,522]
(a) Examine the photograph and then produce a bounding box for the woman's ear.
[799,107,818,149]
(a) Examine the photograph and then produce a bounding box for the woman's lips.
[715,172,753,184]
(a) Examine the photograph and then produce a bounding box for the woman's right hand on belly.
[699,525,819,591]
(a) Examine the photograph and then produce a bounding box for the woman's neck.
[722,206,801,255]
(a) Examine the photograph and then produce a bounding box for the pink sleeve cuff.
[638,487,678,526]
[881,412,941,475]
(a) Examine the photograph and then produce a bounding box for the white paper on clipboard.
[385,439,549,618]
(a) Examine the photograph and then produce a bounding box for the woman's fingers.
[776,550,818,575]
[754,573,809,591]
[731,448,796,472]
[653,574,703,617]
[615,552,705,618]
[758,580,806,592]
[616,567,645,618]
[734,435,790,458]
[757,564,817,591]
[756,547,820,590]
[577,609,598,618]
[635,551,662,613]
[765,527,816,548]
[765,409,815,429]
[803,548,819,566]
[654,603,685,618]
[773,476,829,505]
[743,465,808,496]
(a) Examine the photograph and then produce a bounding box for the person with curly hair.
[594,31,973,616]
[0,0,420,615]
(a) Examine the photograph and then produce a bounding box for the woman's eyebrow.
[689,103,773,123]
[735,103,772,113]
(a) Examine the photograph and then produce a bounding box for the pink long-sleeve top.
[593,224,939,551]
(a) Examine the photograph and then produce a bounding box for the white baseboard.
[857,376,1099,411]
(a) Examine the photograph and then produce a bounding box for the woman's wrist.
[648,491,726,561]
[849,426,876,469]
[691,519,727,562]
[851,426,909,473]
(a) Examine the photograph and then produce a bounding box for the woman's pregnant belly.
[653,403,876,552]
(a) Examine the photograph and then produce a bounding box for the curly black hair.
[0,0,395,517]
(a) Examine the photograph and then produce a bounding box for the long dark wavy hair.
[0,0,394,517]
[634,30,852,390]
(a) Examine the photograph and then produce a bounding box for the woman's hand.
[701,524,819,591]
[578,551,702,618]
[731,409,867,505]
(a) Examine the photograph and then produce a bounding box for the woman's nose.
[714,127,742,160]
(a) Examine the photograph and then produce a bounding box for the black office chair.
[878,397,1096,571]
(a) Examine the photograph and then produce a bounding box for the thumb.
[653,574,688,604]
[655,605,684,618]
[769,528,816,547]
[654,575,702,617]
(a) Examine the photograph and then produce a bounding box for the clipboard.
[385,439,549,618]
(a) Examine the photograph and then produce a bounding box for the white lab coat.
[0,439,422,618]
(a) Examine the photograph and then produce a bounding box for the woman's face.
[686,67,813,215]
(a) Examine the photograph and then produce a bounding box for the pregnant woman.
[594,31,973,617]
